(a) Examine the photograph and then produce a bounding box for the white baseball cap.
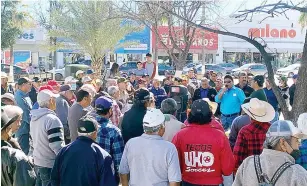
[37,89,59,103]
[1,93,16,104]
[75,70,84,77]
[82,76,92,83]
[80,84,96,97]
[143,108,166,128]
[64,76,77,84]
[266,120,307,139]
[1,71,7,78]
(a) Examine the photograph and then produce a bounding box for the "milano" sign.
[248,24,296,38]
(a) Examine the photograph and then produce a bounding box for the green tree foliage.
[1,1,27,50]
[299,13,307,28]
[49,1,139,73]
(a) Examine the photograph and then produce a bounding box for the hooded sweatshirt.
[30,108,64,168]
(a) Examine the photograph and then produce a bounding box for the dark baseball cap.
[134,88,150,101]
[253,75,264,85]
[33,77,42,82]
[78,115,98,134]
[60,84,72,92]
[142,74,150,78]
[117,77,128,84]
[95,96,113,110]
[146,53,152,57]
[190,99,210,116]
[17,77,31,85]
[130,72,136,75]
[292,74,298,79]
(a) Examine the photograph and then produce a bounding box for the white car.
[276,63,300,77]
[48,67,65,81]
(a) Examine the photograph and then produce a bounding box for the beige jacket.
[233,149,307,186]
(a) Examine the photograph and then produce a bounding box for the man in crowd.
[121,88,151,143]
[1,72,14,95]
[192,77,217,102]
[14,77,32,154]
[233,98,275,173]
[215,78,223,92]
[297,113,307,170]
[137,78,147,89]
[172,99,234,186]
[107,86,123,126]
[56,84,75,144]
[30,89,64,186]
[215,75,246,131]
[264,77,279,123]
[143,53,157,79]
[160,98,184,142]
[119,108,181,186]
[142,74,152,88]
[68,89,92,141]
[47,80,61,93]
[95,96,125,184]
[233,120,307,185]
[235,71,254,97]
[149,79,167,109]
[29,77,41,104]
[134,61,148,77]
[51,115,117,186]
[209,71,217,87]
[75,70,84,90]
[187,68,198,87]
[250,75,267,101]
[117,77,129,104]
[1,93,16,105]
[289,74,298,106]
[82,76,92,85]
[129,72,137,88]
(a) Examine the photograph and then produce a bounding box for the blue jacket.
[14,90,32,136]
[50,136,117,186]
[149,87,167,109]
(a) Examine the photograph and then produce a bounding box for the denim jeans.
[34,166,52,186]
[221,114,239,131]
[17,133,30,155]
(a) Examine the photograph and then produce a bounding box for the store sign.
[248,24,296,38]
[17,30,36,41]
[152,26,218,50]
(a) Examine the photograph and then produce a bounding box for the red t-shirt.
[172,123,234,185]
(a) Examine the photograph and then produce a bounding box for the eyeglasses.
[224,81,232,83]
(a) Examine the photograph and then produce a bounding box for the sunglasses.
[224,81,232,83]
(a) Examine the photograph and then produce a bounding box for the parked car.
[48,64,91,81]
[158,63,175,75]
[119,61,175,76]
[232,63,267,77]
[182,64,227,76]
[1,64,28,81]
[216,63,239,74]
[276,63,300,77]
[182,62,201,72]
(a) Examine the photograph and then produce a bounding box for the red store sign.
[152,26,218,50]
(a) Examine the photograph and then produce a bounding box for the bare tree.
[149,0,307,123]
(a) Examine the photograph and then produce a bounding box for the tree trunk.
[9,45,14,80]
[291,31,307,125]
[91,54,103,78]
[176,52,189,70]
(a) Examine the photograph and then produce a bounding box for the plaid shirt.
[96,116,124,172]
[233,120,270,172]
[110,100,122,127]
[296,139,307,170]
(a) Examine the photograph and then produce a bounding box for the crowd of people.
[1,54,307,186]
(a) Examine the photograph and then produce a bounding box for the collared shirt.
[110,100,122,127]
[200,87,209,99]
[215,86,246,115]
[96,116,124,172]
[235,83,254,97]
[264,87,278,111]
[51,136,117,186]
[119,134,181,186]
[233,120,271,172]
[14,89,32,136]
[296,139,307,170]
[209,79,216,87]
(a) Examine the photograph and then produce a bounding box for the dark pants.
[17,133,30,155]
[181,181,219,186]
[34,166,52,186]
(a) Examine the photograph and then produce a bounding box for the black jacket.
[28,86,38,104]
[289,84,296,106]
[192,87,217,102]
[235,83,254,97]
[121,104,147,144]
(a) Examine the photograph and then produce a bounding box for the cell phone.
[71,83,77,91]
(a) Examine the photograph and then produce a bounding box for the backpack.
[254,155,294,186]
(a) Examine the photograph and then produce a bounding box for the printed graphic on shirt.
[184,144,215,173]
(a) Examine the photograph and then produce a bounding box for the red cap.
[39,85,55,92]
[47,80,60,87]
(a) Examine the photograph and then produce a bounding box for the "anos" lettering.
[248,24,296,38]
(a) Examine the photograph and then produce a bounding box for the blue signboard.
[115,26,150,54]
[13,51,31,68]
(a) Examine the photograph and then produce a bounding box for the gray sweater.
[68,102,88,141]
[30,108,64,168]
[55,95,71,138]
[233,149,307,186]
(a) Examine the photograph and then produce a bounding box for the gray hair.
[38,100,50,108]
[161,98,177,115]
[77,131,96,138]
[263,136,292,149]
[143,123,165,134]
[2,105,23,119]
[107,86,119,96]
[201,77,208,82]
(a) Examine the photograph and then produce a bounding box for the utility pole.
[49,1,57,69]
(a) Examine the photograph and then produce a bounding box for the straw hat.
[241,98,275,122]
[202,98,218,114]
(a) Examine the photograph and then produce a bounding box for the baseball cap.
[87,69,95,75]
[82,76,92,83]
[253,75,264,85]
[60,84,72,92]
[76,70,84,77]
[80,84,96,97]
[129,72,136,76]
[33,77,42,82]
[190,99,211,116]
[64,76,77,84]
[142,74,150,78]
[143,108,166,128]
[1,71,7,78]
[146,53,152,57]
[39,85,55,92]
[37,89,59,103]
[134,88,150,102]
[117,77,128,84]
[1,93,16,104]
[78,115,98,134]
[47,80,60,87]
[280,76,288,82]
[266,120,307,139]
[292,74,298,79]
[95,96,113,110]
[17,77,31,85]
